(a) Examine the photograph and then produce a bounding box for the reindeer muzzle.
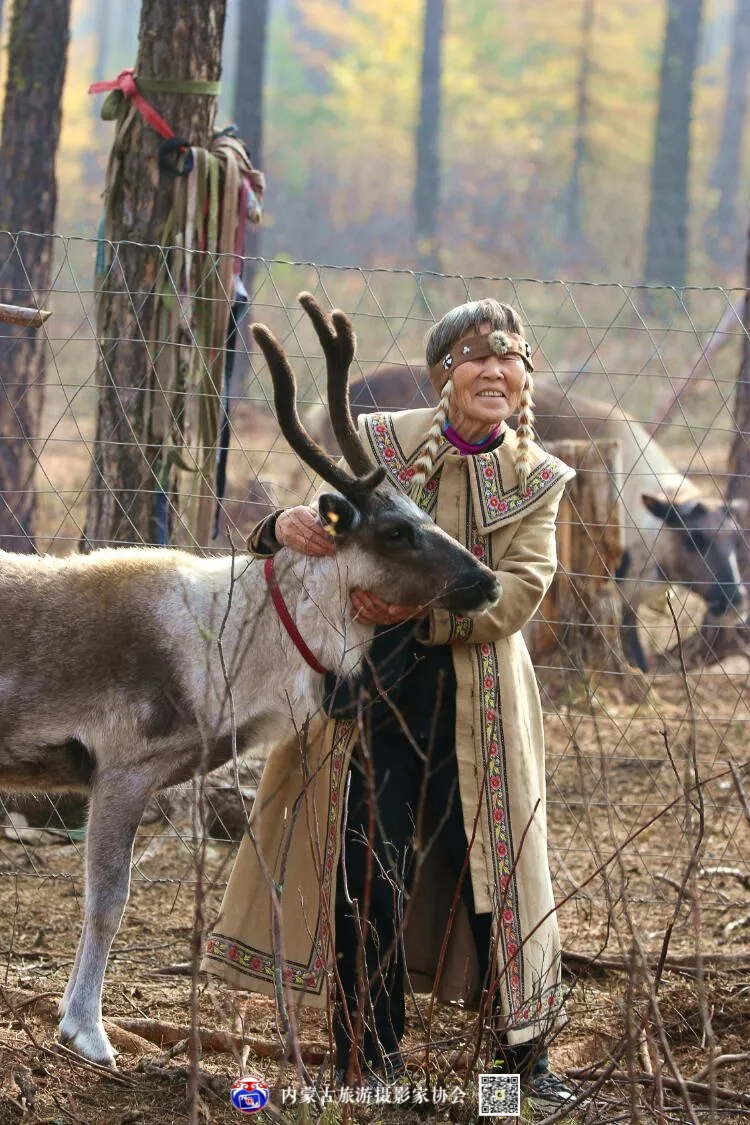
[443,567,502,615]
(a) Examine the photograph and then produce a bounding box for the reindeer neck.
[272,549,374,679]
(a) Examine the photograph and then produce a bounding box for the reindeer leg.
[616,559,651,672]
[59,917,87,1019]
[58,768,151,1066]
[620,603,649,672]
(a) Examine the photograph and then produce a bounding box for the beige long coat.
[203,409,575,1046]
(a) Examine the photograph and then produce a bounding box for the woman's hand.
[351,588,427,624]
[276,506,336,556]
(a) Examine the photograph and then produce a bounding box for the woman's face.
[448,323,526,441]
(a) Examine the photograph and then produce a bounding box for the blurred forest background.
[2,0,750,560]
[2,0,750,285]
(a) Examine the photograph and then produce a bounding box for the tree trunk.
[84,0,227,549]
[233,0,268,265]
[643,0,704,287]
[526,440,637,690]
[706,0,750,262]
[0,0,71,553]
[727,213,750,583]
[565,0,595,248]
[414,0,444,273]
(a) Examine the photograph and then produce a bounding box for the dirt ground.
[1,660,749,1125]
[5,287,750,1120]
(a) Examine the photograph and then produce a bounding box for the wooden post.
[527,439,633,683]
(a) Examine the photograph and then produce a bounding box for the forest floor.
[1,658,750,1124]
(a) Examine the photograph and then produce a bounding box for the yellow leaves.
[57,0,101,229]
[262,0,740,275]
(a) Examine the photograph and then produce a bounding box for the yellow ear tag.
[324,511,340,536]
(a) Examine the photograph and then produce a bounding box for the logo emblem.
[230,1076,270,1114]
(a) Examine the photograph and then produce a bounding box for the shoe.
[527,1069,576,1107]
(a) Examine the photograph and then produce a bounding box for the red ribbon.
[264,556,328,675]
[88,69,175,140]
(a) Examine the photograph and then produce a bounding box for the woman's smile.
[445,323,526,442]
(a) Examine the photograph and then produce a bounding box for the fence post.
[527,439,633,684]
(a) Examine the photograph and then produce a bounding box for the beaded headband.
[427,331,534,393]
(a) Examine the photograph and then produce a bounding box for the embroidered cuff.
[419,609,474,645]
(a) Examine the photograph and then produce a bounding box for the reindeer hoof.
[59,1018,118,1068]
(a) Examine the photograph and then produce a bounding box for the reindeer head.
[252,294,501,616]
[642,493,748,616]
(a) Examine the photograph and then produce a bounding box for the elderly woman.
[204,298,575,1106]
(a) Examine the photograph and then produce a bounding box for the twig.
[562,949,750,974]
[699,865,750,889]
[653,593,704,998]
[568,1067,750,1110]
[654,873,691,899]
[49,1043,133,1085]
[692,1053,750,1083]
[110,1017,328,1063]
[148,962,192,976]
[722,911,750,939]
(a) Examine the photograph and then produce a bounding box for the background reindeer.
[0,295,499,1067]
[306,364,747,671]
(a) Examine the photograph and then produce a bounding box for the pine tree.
[84,0,227,547]
[0,0,71,552]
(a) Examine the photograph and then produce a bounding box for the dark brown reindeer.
[306,363,747,671]
[0,295,500,1066]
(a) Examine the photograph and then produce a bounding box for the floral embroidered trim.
[205,718,355,993]
[449,614,473,643]
[476,632,524,1013]
[471,452,564,528]
[204,933,320,990]
[460,506,525,1016]
[363,412,444,515]
[507,979,566,1029]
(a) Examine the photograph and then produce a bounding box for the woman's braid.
[410,375,453,498]
[514,371,535,494]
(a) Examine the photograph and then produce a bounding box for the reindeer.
[307,364,747,671]
[0,295,500,1067]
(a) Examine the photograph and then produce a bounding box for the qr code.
[478,1072,521,1117]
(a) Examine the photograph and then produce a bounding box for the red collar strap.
[264,555,328,675]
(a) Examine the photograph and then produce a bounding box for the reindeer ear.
[318,493,361,537]
[641,493,672,522]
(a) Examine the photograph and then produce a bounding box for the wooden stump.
[526,440,638,688]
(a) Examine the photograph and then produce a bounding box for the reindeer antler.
[251,302,385,501]
[297,292,375,478]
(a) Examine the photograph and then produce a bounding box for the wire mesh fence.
[1,232,750,1117]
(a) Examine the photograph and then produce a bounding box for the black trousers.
[333,728,494,1070]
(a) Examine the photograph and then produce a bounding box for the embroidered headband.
[427,331,534,393]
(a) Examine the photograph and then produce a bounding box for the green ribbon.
[101,76,222,122]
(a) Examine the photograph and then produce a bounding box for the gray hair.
[425,299,525,369]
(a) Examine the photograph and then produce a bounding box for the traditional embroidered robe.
[203,409,575,1045]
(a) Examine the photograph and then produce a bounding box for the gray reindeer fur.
[0,297,500,1066]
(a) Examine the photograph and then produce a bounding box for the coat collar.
[359,408,576,535]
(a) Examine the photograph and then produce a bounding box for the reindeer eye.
[385,524,415,546]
